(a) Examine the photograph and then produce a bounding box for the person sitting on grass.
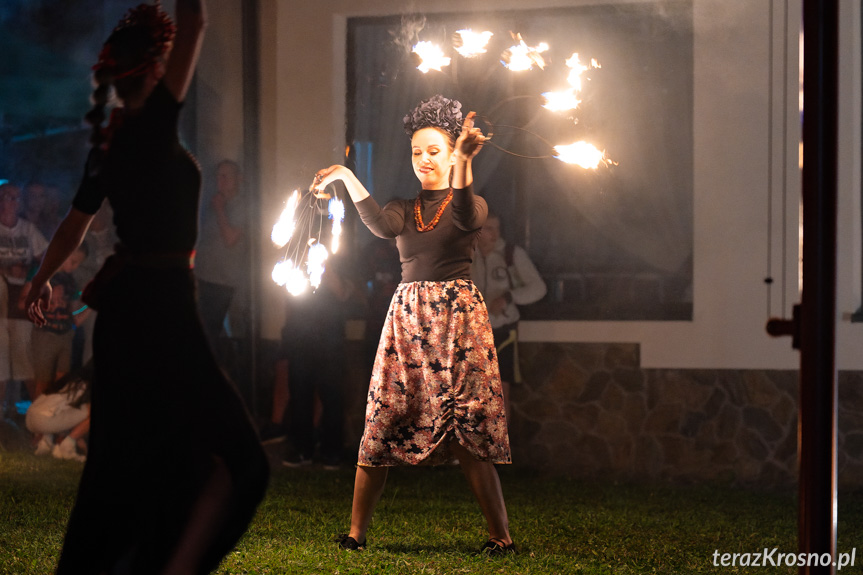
[26,361,92,462]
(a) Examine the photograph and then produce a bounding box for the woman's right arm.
[312,166,404,238]
[25,208,94,326]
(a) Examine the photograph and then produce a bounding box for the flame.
[412,41,451,73]
[306,242,329,289]
[272,260,288,286]
[564,52,589,92]
[542,54,601,112]
[273,259,308,296]
[501,33,548,71]
[542,90,581,112]
[328,197,345,254]
[271,190,300,247]
[271,186,349,295]
[553,141,613,169]
[454,29,493,58]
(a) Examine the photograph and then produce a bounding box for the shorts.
[31,329,74,382]
[26,402,89,435]
[0,318,35,381]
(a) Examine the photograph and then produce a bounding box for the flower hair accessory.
[93,1,177,79]
[403,94,464,142]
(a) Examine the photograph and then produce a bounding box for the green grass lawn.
[1,451,861,574]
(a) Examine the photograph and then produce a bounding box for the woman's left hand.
[454,111,486,160]
[488,295,508,315]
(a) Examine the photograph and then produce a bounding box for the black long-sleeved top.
[356,185,487,283]
[73,82,201,255]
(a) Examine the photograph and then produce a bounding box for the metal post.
[242,0,261,416]
[798,1,838,572]
[767,1,839,572]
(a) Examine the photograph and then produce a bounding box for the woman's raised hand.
[455,111,486,160]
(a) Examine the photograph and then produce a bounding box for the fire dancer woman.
[25,1,269,573]
[313,94,515,555]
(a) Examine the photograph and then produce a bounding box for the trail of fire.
[453,29,493,58]
[409,29,612,169]
[542,53,600,112]
[271,186,345,295]
[501,32,548,71]
[553,141,616,169]
[412,41,450,73]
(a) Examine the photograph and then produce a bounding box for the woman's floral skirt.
[357,279,511,466]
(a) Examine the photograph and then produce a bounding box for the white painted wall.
[194,0,246,176]
[247,0,862,370]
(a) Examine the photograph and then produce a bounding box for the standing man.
[472,212,547,419]
[0,182,49,418]
[195,159,250,343]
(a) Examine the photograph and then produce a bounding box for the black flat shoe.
[336,533,366,551]
[479,538,517,556]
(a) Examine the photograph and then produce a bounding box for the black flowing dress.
[58,82,269,574]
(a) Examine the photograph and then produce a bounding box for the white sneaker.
[34,436,53,456]
[52,437,85,462]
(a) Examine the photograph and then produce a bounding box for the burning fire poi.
[453,29,493,58]
[271,187,345,296]
[553,141,614,169]
[542,53,601,112]
[276,26,615,295]
[413,41,451,73]
[410,29,613,168]
[501,33,548,71]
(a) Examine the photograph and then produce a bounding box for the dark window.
[347,3,694,320]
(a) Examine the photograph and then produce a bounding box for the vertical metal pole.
[514,77,530,250]
[799,1,838,572]
[242,0,261,416]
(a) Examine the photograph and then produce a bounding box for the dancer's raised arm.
[452,111,486,189]
[163,0,207,102]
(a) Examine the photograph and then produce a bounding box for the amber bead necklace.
[414,188,453,232]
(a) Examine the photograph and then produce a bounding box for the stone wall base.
[511,342,863,487]
[255,339,863,488]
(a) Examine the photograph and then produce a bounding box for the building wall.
[258,0,862,371]
[194,0,246,173]
[198,0,863,483]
